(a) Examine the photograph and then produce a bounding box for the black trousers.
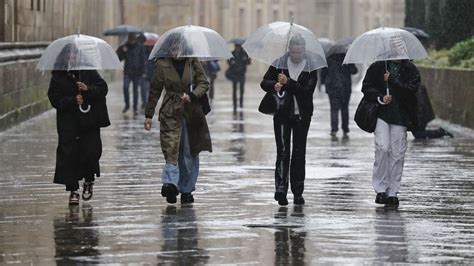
[232,76,245,110]
[273,115,311,197]
[328,92,350,133]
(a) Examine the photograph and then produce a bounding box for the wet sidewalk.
[0,77,473,264]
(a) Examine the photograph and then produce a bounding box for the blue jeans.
[123,74,140,110]
[161,120,199,194]
[140,78,150,108]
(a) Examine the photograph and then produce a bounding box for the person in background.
[226,44,251,111]
[321,53,358,139]
[202,60,220,102]
[117,32,145,115]
[362,59,420,208]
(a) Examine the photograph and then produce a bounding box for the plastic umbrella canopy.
[402,27,429,39]
[148,25,233,61]
[343,27,428,65]
[242,21,327,71]
[103,24,143,36]
[229,37,247,45]
[36,34,122,71]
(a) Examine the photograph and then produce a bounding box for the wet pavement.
[1,77,473,264]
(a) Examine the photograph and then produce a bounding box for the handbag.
[354,96,379,133]
[258,91,291,115]
[199,93,211,115]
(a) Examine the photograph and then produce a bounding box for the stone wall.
[419,66,474,129]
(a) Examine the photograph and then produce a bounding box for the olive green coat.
[145,58,212,163]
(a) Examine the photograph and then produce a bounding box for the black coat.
[415,84,435,130]
[117,41,146,77]
[321,54,358,98]
[260,55,318,120]
[362,60,420,130]
[48,70,110,186]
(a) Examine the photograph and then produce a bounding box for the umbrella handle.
[277,91,285,98]
[79,104,91,113]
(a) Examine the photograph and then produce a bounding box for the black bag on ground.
[354,96,379,133]
[258,91,291,116]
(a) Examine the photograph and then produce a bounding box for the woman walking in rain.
[144,33,212,204]
[260,36,318,206]
[48,44,110,205]
[362,59,420,207]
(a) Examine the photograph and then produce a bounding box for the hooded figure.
[144,32,212,205]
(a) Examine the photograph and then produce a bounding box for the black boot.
[293,195,305,205]
[181,193,194,204]
[161,183,178,204]
[275,191,288,206]
[375,192,387,204]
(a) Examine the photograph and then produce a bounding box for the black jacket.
[260,55,318,120]
[117,41,145,77]
[362,60,420,130]
[321,54,358,97]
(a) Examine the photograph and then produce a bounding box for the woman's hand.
[144,118,152,131]
[383,95,392,104]
[278,73,288,85]
[77,82,88,92]
[180,93,191,103]
[274,82,283,92]
[384,72,390,82]
[76,95,84,105]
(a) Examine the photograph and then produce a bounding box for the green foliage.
[448,37,474,66]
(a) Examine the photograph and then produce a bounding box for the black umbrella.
[229,37,247,45]
[103,24,143,36]
[326,37,354,56]
[402,27,429,39]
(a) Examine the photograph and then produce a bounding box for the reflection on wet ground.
[0,79,473,264]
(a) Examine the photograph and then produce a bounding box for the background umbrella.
[326,37,354,57]
[143,32,159,46]
[318,37,335,55]
[37,34,122,112]
[229,37,247,45]
[402,27,429,39]
[242,20,327,72]
[103,24,143,36]
[343,27,428,96]
[149,24,232,61]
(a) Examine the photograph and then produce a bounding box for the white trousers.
[372,119,407,197]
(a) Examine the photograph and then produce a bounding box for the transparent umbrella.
[36,34,121,113]
[148,24,232,61]
[36,34,122,71]
[242,20,327,72]
[318,38,335,55]
[343,27,428,96]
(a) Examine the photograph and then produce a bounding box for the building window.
[273,10,278,21]
[256,9,262,27]
[37,0,41,11]
[239,8,245,36]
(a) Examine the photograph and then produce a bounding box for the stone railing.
[419,66,474,129]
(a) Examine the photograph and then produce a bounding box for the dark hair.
[155,32,193,57]
[54,43,79,70]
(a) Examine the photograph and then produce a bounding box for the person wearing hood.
[117,33,146,115]
[260,35,318,206]
[362,59,420,207]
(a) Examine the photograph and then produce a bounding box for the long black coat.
[361,60,420,130]
[48,70,110,186]
[116,41,145,78]
[321,54,358,98]
[260,55,318,120]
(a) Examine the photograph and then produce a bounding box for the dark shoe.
[385,196,399,207]
[133,109,138,115]
[375,192,387,204]
[330,131,337,137]
[181,193,194,204]
[161,183,178,204]
[122,106,129,113]
[293,196,305,205]
[82,181,94,201]
[342,132,349,140]
[69,191,80,205]
[441,127,454,138]
[275,191,288,206]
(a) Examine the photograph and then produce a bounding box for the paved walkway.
[0,76,473,264]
